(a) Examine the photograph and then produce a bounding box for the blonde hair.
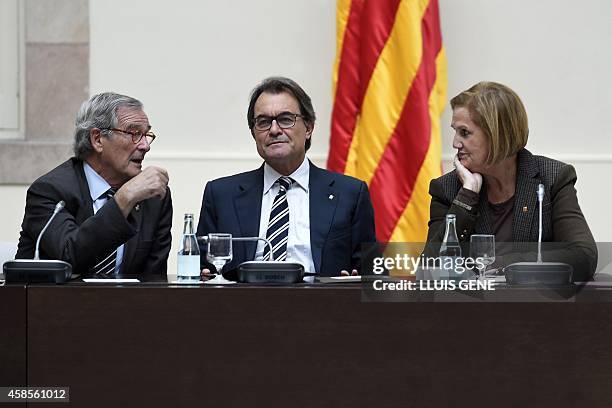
[450,82,528,165]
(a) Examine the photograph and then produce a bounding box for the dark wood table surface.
[2,281,612,407]
[0,284,26,408]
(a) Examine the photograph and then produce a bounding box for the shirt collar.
[263,157,310,194]
[83,162,112,201]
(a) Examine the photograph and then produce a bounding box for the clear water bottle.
[177,213,200,282]
[439,214,462,278]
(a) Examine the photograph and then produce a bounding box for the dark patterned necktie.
[263,177,293,261]
[91,188,117,276]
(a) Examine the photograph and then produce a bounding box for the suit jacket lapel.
[75,159,94,221]
[309,162,338,274]
[512,149,540,242]
[121,204,144,274]
[475,183,493,234]
[234,166,264,261]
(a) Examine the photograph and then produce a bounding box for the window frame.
[0,0,25,140]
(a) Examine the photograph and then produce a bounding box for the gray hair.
[73,92,143,159]
[247,77,316,151]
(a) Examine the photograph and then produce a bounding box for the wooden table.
[2,282,612,407]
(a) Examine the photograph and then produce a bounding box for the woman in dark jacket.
[425,81,597,281]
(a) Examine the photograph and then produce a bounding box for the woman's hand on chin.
[454,155,482,193]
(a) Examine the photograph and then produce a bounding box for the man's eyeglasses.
[253,113,304,131]
[102,128,156,144]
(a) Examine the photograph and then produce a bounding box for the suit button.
[460,234,465,240]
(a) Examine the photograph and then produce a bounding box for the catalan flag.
[328,0,447,243]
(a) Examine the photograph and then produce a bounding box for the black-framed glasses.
[101,128,156,144]
[253,113,303,131]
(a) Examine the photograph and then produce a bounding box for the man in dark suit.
[16,93,172,278]
[197,77,376,280]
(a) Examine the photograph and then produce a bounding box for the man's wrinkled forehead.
[116,106,150,130]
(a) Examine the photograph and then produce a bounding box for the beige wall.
[1,0,610,273]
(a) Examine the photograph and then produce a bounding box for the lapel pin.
[329,194,334,200]
[135,203,140,212]
[522,206,528,213]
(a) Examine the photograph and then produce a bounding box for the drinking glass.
[470,234,496,279]
[204,233,235,285]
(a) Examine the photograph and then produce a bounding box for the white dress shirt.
[83,163,124,275]
[255,158,316,276]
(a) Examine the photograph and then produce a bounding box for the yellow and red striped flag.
[328,0,447,243]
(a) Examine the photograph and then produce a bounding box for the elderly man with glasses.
[196,77,377,281]
[16,92,172,278]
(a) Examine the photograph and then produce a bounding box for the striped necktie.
[91,188,117,277]
[263,177,293,261]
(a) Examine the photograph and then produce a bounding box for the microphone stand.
[4,201,72,284]
[504,184,573,284]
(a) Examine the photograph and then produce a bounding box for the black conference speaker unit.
[3,259,72,284]
[237,261,308,284]
[504,262,573,285]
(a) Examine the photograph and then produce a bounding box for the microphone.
[537,184,544,263]
[504,184,573,284]
[34,200,65,260]
[233,237,275,261]
[3,201,73,284]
